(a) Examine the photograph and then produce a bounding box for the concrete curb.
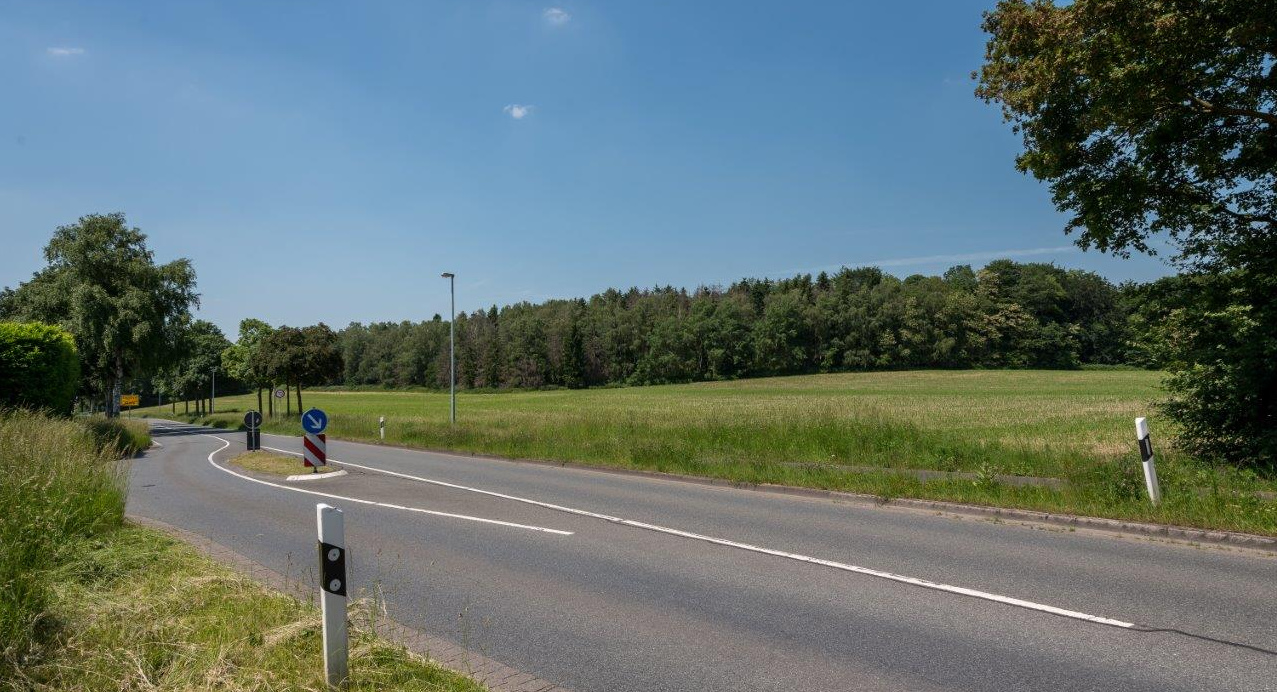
[127,514,571,692]
[285,469,349,482]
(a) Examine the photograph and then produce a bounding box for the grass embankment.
[10,527,484,691]
[233,450,335,476]
[0,410,481,691]
[143,370,1277,536]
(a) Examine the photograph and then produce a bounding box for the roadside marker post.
[303,408,329,473]
[244,410,262,451]
[379,416,385,442]
[1135,417,1162,505]
[316,503,348,688]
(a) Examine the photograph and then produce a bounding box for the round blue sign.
[302,408,329,434]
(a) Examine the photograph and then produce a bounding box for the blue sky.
[0,1,1174,337]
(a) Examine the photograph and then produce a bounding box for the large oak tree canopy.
[975,0,1275,269]
[977,1,1276,467]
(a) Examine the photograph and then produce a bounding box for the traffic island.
[231,450,347,481]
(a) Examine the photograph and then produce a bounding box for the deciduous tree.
[0,213,197,416]
[976,0,1276,467]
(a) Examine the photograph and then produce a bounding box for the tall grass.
[0,410,130,675]
[9,527,484,692]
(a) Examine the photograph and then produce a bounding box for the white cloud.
[47,46,85,57]
[503,104,533,120]
[543,7,571,25]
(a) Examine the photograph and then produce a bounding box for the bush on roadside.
[0,323,79,416]
[0,410,127,678]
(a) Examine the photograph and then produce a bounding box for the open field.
[140,370,1277,535]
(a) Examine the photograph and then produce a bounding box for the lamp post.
[441,272,456,424]
[211,366,217,414]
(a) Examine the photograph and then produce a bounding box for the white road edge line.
[192,432,573,536]
[253,442,1135,629]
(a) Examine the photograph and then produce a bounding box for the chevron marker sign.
[304,432,327,470]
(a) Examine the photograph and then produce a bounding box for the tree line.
[0,213,342,419]
[335,260,1142,390]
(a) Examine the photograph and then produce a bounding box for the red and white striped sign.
[304,433,327,468]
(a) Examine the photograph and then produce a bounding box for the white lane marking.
[259,443,1134,628]
[191,432,573,536]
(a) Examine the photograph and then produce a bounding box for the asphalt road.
[128,420,1277,691]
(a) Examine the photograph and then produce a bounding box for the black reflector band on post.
[1138,435,1153,462]
[319,541,347,597]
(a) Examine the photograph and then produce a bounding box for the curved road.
[128,421,1277,691]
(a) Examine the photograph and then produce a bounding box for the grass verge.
[1,409,481,691]
[141,371,1277,536]
[7,526,484,692]
[233,450,335,476]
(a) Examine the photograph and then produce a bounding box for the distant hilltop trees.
[336,260,1162,390]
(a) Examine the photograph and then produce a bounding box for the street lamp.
[441,272,456,424]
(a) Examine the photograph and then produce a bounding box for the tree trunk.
[296,382,303,414]
[109,353,124,418]
[286,384,292,416]
[257,388,263,416]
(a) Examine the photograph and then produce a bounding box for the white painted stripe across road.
[194,432,574,536]
[256,439,1136,629]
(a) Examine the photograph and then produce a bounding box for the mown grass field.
[142,370,1277,536]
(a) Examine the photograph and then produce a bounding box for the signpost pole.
[316,503,348,688]
[441,272,456,424]
[244,411,262,451]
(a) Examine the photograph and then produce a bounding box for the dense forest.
[336,260,1158,390]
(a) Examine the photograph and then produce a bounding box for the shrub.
[0,322,79,416]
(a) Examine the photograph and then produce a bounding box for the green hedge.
[0,322,79,415]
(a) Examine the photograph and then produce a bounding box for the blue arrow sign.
[302,408,329,434]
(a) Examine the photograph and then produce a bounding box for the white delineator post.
[316,503,348,688]
[379,416,385,442]
[1135,417,1161,505]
